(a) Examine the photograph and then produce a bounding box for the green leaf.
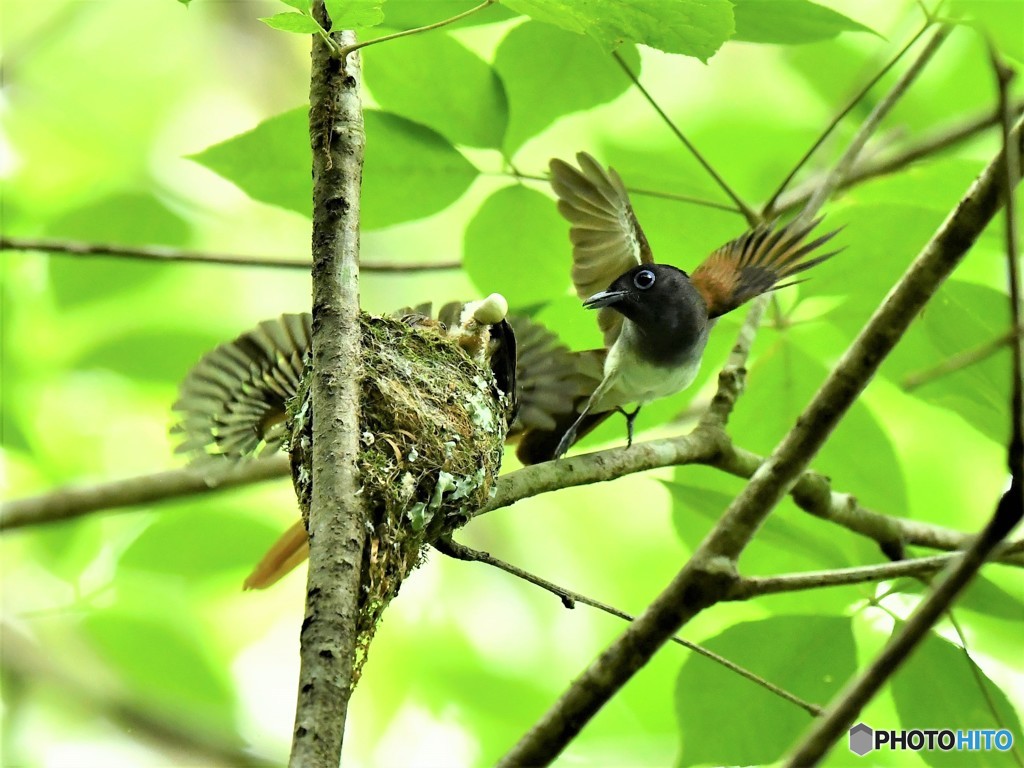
[677,615,856,766]
[259,11,324,33]
[463,185,571,306]
[382,0,518,29]
[731,334,908,515]
[499,0,734,61]
[325,0,385,28]
[120,507,282,581]
[362,110,478,229]
[363,30,507,148]
[950,0,1024,64]
[45,193,189,307]
[82,328,227,383]
[279,0,312,11]
[82,610,238,733]
[494,21,640,153]
[190,107,312,217]
[890,631,1023,767]
[732,0,878,45]
[191,107,477,227]
[890,575,1024,622]
[885,280,1011,445]
[664,480,853,571]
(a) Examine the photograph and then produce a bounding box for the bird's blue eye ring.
[634,269,656,290]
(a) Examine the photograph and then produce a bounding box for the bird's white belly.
[593,321,705,411]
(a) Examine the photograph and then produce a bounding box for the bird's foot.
[553,426,577,460]
[617,406,642,448]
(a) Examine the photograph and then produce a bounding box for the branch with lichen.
[289,12,366,768]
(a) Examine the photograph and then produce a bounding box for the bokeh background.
[2,1,1022,765]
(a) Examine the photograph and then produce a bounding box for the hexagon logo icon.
[849,722,874,756]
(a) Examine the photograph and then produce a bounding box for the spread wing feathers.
[171,313,312,464]
[508,316,597,435]
[690,217,841,319]
[550,152,653,348]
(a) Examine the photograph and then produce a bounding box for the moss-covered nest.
[287,314,514,677]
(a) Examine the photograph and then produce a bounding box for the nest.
[286,314,513,678]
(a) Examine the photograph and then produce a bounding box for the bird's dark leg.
[616,405,642,447]
[553,412,586,460]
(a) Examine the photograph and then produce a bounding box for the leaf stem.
[612,50,761,226]
[335,0,495,62]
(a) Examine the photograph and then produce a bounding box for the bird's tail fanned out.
[690,217,842,319]
[171,313,312,464]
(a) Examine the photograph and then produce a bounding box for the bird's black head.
[583,264,710,361]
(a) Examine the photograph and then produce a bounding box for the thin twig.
[798,24,952,224]
[335,0,495,63]
[0,236,461,272]
[289,15,366,768]
[773,98,1024,215]
[611,51,760,226]
[763,20,932,216]
[902,324,1021,390]
[726,554,970,600]
[434,537,823,717]
[0,456,290,531]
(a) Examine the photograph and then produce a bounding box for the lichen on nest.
[287,314,514,679]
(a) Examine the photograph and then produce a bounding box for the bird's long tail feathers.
[243,520,309,590]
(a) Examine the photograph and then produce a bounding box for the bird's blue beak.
[583,289,628,310]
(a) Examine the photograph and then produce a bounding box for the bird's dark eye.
[633,269,656,290]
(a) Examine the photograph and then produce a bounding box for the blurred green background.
[2,1,1022,766]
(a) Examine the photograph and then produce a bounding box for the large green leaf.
[890,574,1024,622]
[362,110,479,229]
[82,327,226,383]
[950,0,1024,64]
[382,0,519,29]
[119,507,282,581]
[190,107,478,228]
[363,30,507,148]
[499,0,734,61]
[676,615,856,766]
[732,0,877,45]
[45,192,189,307]
[884,280,1011,445]
[890,631,1023,767]
[189,108,312,217]
[730,333,908,515]
[494,21,640,153]
[463,184,571,306]
[81,609,239,734]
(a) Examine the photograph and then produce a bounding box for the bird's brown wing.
[690,217,841,320]
[171,313,312,464]
[550,152,653,347]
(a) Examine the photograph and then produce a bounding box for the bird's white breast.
[594,319,708,411]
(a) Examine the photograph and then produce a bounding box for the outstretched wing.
[172,313,312,464]
[690,217,841,319]
[550,152,653,347]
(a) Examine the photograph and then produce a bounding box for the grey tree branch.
[497,104,1024,768]
[0,456,290,531]
[902,324,1022,390]
[288,16,366,768]
[0,236,461,272]
[434,537,824,717]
